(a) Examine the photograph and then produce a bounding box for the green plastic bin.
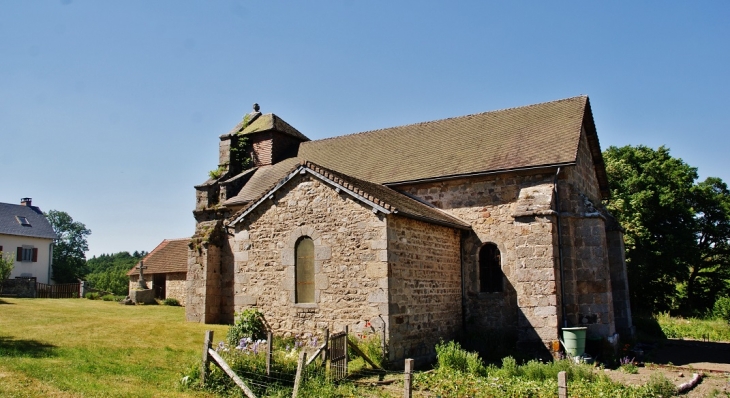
[562,327,587,357]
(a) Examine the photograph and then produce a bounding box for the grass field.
[0,298,228,397]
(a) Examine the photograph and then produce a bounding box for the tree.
[45,210,91,283]
[603,145,730,315]
[0,250,14,294]
[86,251,147,295]
[685,177,730,311]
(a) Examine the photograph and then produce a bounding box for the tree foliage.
[46,210,91,284]
[0,251,14,294]
[603,145,730,315]
[86,251,146,295]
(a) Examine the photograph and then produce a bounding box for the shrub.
[226,308,267,346]
[644,372,676,396]
[101,294,118,301]
[85,292,100,300]
[162,298,180,306]
[713,296,730,322]
[435,340,486,376]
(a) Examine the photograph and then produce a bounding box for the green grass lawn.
[0,298,229,397]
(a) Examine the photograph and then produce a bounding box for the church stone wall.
[398,172,561,352]
[386,216,462,363]
[555,130,617,337]
[230,173,389,336]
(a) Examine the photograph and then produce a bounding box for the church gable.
[228,169,389,333]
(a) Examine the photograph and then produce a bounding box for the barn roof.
[126,238,188,276]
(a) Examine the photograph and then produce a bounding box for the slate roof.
[224,158,302,206]
[297,96,607,192]
[225,113,310,142]
[126,238,189,276]
[229,161,471,230]
[0,202,57,240]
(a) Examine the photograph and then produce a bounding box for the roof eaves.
[384,162,576,187]
[228,162,392,228]
[580,97,610,199]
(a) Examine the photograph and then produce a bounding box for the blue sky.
[2,1,728,258]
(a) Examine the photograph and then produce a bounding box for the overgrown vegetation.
[208,113,252,181]
[226,308,268,345]
[416,340,676,397]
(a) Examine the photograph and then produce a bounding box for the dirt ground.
[603,339,730,397]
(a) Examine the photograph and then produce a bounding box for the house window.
[295,237,315,303]
[479,243,502,293]
[16,246,38,262]
[16,216,31,226]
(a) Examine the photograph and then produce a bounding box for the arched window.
[295,237,315,303]
[479,243,502,293]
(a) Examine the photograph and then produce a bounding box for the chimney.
[20,198,32,206]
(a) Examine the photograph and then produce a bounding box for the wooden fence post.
[404,358,413,398]
[266,331,273,376]
[558,370,567,398]
[344,326,348,376]
[321,328,329,365]
[292,350,307,398]
[201,330,213,386]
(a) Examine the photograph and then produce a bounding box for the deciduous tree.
[46,210,91,283]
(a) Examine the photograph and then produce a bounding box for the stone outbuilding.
[127,238,188,303]
[187,96,632,363]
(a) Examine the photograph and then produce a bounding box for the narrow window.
[295,237,315,303]
[479,243,503,292]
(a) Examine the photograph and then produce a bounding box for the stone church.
[186,96,632,362]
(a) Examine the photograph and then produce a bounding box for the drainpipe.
[554,167,568,328]
[460,230,467,332]
[48,242,54,285]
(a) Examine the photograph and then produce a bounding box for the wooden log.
[201,330,213,386]
[677,373,702,394]
[208,348,258,398]
[404,358,413,398]
[292,350,307,398]
[306,343,327,366]
[347,339,383,370]
[558,370,567,398]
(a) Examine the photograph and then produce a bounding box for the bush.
[226,308,267,346]
[645,373,676,396]
[162,298,180,306]
[713,296,730,322]
[85,292,100,300]
[101,294,120,301]
[435,340,486,376]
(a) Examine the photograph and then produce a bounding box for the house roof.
[225,113,310,142]
[297,96,608,196]
[229,161,471,230]
[126,238,189,276]
[0,202,57,240]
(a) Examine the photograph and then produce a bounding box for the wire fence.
[200,327,418,398]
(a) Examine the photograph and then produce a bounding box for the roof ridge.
[303,95,588,145]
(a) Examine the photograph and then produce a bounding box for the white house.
[0,198,57,284]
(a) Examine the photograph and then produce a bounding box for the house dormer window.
[16,216,31,226]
